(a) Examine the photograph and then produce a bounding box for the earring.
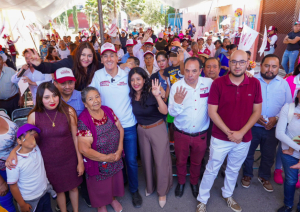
[23,139,26,142]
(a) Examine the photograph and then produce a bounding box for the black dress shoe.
[175,183,185,198]
[277,205,292,212]
[190,183,199,198]
[132,190,142,208]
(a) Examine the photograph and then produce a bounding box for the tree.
[141,0,165,27]
[73,6,79,33]
[123,0,146,20]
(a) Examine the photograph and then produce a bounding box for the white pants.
[197,136,251,204]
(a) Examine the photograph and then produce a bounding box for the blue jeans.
[123,125,139,193]
[35,193,52,212]
[275,141,283,170]
[264,47,275,56]
[0,170,16,212]
[281,153,300,209]
[282,49,299,74]
[243,127,278,180]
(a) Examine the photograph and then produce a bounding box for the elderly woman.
[0,112,18,212]
[77,87,124,212]
[276,90,300,212]
[128,67,172,208]
[143,50,159,76]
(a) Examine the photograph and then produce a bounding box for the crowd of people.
[0,20,300,212]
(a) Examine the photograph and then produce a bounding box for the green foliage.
[123,0,146,19]
[73,6,79,33]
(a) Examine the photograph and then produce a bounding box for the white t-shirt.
[6,146,48,201]
[58,48,70,59]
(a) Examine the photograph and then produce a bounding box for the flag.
[258,25,268,56]
[107,19,118,37]
[0,18,6,37]
[238,24,259,51]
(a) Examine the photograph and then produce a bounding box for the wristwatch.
[275,116,279,121]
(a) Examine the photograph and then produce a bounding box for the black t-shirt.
[151,34,158,43]
[132,92,165,125]
[163,65,183,86]
[155,39,168,51]
[287,31,300,51]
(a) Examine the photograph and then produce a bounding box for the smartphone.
[17,69,26,78]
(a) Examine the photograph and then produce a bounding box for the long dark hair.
[296,90,300,107]
[28,82,75,129]
[45,46,60,61]
[128,67,151,107]
[293,63,300,76]
[73,42,98,89]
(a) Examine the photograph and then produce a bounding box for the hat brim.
[17,124,41,138]
[199,54,209,58]
[144,52,154,57]
[101,49,117,55]
[126,44,134,47]
[144,42,153,46]
[55,76,76,83]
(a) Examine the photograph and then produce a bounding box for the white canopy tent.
[0,0,82,25]
[159,0,209,9]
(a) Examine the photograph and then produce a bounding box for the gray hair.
[191,41,198,48]
[81,87,100,103]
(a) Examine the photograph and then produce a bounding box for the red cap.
[188,20,191,23]
[143,50,154,57]
[144,38,154,46]
[54,67,76,83]
[101,42,117,55]
[267,26,276,32]
[126,39,134,47]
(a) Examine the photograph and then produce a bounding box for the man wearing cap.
[264,26,278,56]
[118,28,128,54]
[133,32,158,68]
[58,40,70,59]
[132,28,138,36]
[89,42,143,208]
[282,21,300,77]
[0,54,23,117]
[3,34,20,66]
[120,39,135,63]
[187,20,193,37]
[205,36,215,57]
[53,67,85,116]
[169,57,213,199]
[11,49,52,105]
[230,26,243,46]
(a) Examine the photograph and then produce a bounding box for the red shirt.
[208,74,262,142]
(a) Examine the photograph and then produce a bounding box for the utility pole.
[97,0,105,44]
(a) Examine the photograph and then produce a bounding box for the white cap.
[143,50,154,57]
[126,39,134,47]
[101,42,117,55]
[144,38,154,46]
[54,67,76,83]
[170,32,174,36]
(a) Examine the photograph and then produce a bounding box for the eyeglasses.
[230,60,247,66]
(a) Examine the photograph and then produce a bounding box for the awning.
[1,0,82,25]
[159,0,209,9]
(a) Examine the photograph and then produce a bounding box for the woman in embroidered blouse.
[0,112,18,212]
[77,87,124,212]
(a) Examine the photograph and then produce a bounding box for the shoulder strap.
[101,106,116,124]
[288,102,295,124]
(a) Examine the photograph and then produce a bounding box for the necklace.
[44,110,58,127]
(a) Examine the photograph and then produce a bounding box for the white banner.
[107,19,118,37]
[238,24,259,51]
[258,25,268,56]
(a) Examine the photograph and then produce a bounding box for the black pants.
[243,126,278,180]
[0,93,20,117]
[35,193,52,212]
[122,47,127,54]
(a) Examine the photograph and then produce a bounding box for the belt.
[174,125,207,137]
[0,93,19,102]
[138,119,164,129]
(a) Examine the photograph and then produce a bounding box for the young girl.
[40,42,48,60]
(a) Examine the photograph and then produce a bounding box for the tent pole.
[97,0,105,45]
[21,11,38,51]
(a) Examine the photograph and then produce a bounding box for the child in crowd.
[163,46,185,152]
[40,42,48,60]
[6,124,56,212]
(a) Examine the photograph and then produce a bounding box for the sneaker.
[241,176,251,188]
[196,201,207,212]
[274,169,284,184]
[258,177,274,192]
[170,141,175,152]
[296,174,300,188]
[277,205,292,212]
[223,196,242,212]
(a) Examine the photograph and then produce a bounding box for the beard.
[231,68,246,77]
[261,72,277,80]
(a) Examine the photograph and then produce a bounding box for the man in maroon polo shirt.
[196,50,262,212]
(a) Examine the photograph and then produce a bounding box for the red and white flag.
[238,24,259,51]
[107,19,118,37]
[258,25,268,56]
